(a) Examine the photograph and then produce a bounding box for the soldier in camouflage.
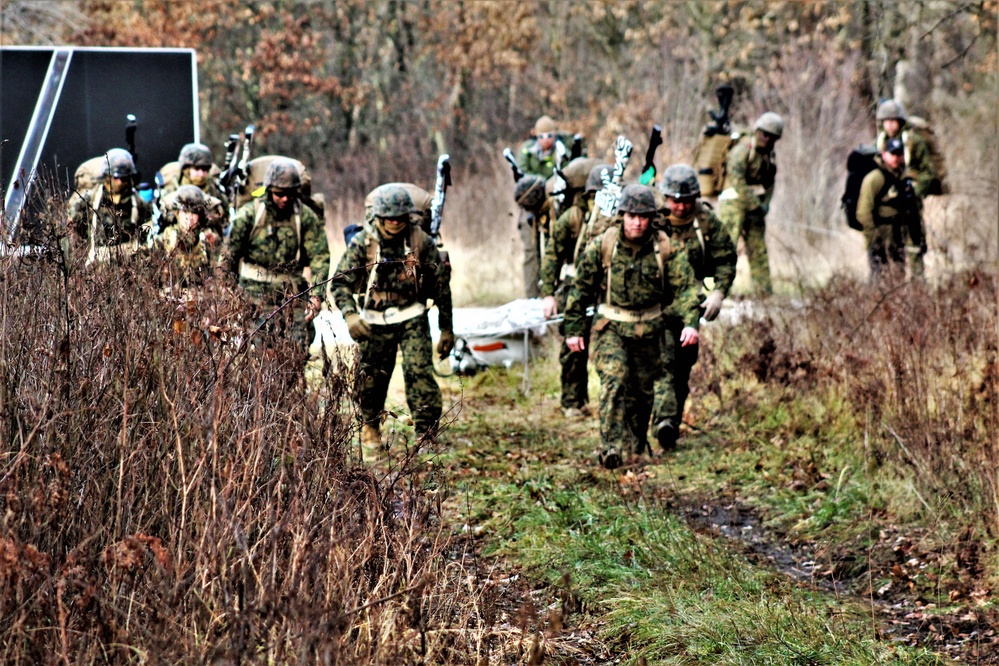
[540,161,608,418]
[330,185,454,458]
[564,184,701,469]
[514,174,550,298]
[717,112,782,295]
[153,185,223,284]
[652,164,737,449]
[160,143,229,233]
[224,157,329,349]
[516,115,561,180]
[67,148,152,266]
[874,99,932,280]
[856,137,918,280]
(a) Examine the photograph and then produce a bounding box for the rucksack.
[906,116,949,195]
[599,225,673,300]
[691,131,741,197]
[841,145,878,231]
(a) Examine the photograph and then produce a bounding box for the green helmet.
[263,158,302,190]
[371,184,416,218]
[876,99,906,122]
[659,164,700,199]
[616,184,658,215]
[754,112,784,138]
[585,164,613,193]
[174,185,207,213]
[178,142,213,169]
[103,148,136,178]
[514,175,546,208]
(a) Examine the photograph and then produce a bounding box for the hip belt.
[597,303,662,323]
[362,302,426,326]
[240,261,296,284]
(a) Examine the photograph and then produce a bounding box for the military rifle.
[502,147,524,182]
[125,114,138,179]
[429,153,451,246]
[218,125,254,216]
[569,133,584,161]
[705,84,734,136]
[639,124,662,185]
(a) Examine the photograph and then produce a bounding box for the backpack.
[691,131,741,197]
[906,116,949,195]
[841,145,878,231]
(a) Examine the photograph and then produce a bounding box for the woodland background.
[2,0,996,297]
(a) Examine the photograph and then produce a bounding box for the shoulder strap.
[600,226,619,305]
[653,230,672,288]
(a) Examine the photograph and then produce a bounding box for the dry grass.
[0,199,504,664]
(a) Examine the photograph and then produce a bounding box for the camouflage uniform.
[856,151,918,280]
[515,175,551,299]
[330,187,453,436]
[224,159,329,349]
[564,186,700,460]
[653,200,736,430]
[67,149,151,266]
[160,143,229,234]
[718,115,781,295]
[540,191,595,411]
[875,101,934,279]
[153,185,223,285]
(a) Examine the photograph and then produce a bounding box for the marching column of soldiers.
[63,88,937,469]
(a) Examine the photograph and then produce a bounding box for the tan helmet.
[534,115,557,135]
[754,112,784,138]
[876,99,907,122]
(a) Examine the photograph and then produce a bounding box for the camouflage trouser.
[556,283,589,410]
[719,204,771,295]
[902,211,926,280]
[652,316,697,430]
[356,315,441,434]
[518,208,541,298]
[865,222,906,283]
[241,278,313,355]
[592,323,663,455]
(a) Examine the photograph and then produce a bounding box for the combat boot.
[598,447,622,470]
[360,424,383,462]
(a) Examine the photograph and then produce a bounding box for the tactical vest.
[361,224,431,310]
[599,225,673,306]
[86,185,141,266]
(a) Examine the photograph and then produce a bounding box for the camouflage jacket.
[564,224,700,340]
[330,224,453,332]
[876,128,935,199]
[539,196,592,297]
[224,197,329,295]
[516,138,560,180]
[856,156,918,237]
[154,224,222,275]
[67,184,151,247]
[661,201,737,296]
[720,134,777,214]
[160,179,229,234]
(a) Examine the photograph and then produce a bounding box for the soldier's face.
[538,132,555,151]
[380,216,409,237]
[882,119,902,137]
[668,196,696,219]
[882,151,905,171]
[269,188,297,211]
[186,165,211,187]
[755,130,778,151]
[622,212,652,240]
[108,176,130,195]
[178,209,201,232]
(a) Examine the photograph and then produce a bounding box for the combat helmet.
[876,99,907,122]
[263,157,302,190]
[514,175,546,208]
[178,143,213,169]
[534,115,557,135]
[174,185,207,213]
[659,164,700,199]
[585,164,613,193]
[103,148,136,179]
[754,112,784,138]
[371,184,416,219]
[616,184,658,215]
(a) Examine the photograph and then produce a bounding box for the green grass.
[432,347,944,664]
